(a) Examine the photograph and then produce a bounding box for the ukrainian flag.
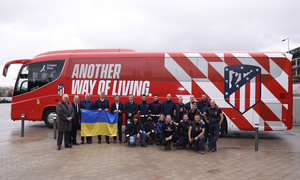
[81,109,118,137]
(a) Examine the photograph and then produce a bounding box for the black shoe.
[57,146,61,150]
[73,142,79,145]
[87,142,91,144]
[65,145,72,148]
[98,141,102,144]
[81,141,84,144]
[106,141,110,144]
[141,142,147,147]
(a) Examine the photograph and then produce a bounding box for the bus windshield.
[14,60,65,96]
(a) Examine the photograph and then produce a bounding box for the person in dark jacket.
[125,115,147,147]
[189,114,206,154]
[56,94,74,150]
[138,94,150,125]
[79,93,95,144]
[156,114,165,144]
[185,95,197,111]
[161,94,176,119]
[124,94,138,143]
[176,96,188,123]
[203,100,224,152]
[95,91,110,144]
[197,93,210,114]
[176,114,191,148]
[149,94,161,124]
[70,95,80,145]
[188,103,201,121]
[143,116,157,145]
[197,93,210,138]
[161,115,177,150]
[110,95,124,143]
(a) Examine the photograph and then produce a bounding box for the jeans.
[129,131,146,145]
[193,135,206,151]
[208,123,220,150]
[177,136,189,147]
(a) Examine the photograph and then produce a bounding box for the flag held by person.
[81,109,118,136]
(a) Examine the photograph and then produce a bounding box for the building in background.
[289,47,300,96]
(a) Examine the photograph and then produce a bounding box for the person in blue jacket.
[161,94,176,119]
[156,114,165,145]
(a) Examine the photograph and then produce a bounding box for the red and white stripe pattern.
[164,52,291,131]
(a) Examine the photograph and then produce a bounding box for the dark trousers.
[114,119,123,141]
[162,136,178,147]
[145,131,157,143]
[208,123,220,150]
[57,131,71,147]
[98,135,109,142]
[193,135,206,151]
[81,136,92,143]
[70,124,78,144]
[177,136,189,147]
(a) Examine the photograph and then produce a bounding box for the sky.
[0,0,299,87]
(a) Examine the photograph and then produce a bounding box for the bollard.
[255,124,258,151]
[21,114,26,137]
[53,114,57,139]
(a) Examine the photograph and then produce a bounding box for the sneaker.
[201,151,205,155]
[141,142,147,147]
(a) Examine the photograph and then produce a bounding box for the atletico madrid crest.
[57,84,65,96]
[224,65,261,114]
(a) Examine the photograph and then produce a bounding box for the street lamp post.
[281,38,290,52]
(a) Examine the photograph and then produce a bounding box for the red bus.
[2,49,293,134]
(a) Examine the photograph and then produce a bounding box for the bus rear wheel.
[43,108,56,129]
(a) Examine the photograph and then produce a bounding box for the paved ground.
[0,104,300,180]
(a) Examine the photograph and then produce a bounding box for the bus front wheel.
[43,108,56,129]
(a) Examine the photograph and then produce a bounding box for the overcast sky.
[0,0,299,87]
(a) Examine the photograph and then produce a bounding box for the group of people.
[56,92,224,154]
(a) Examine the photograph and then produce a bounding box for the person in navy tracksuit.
[95,91,110,144]
[138,94,150,125]
[203,100,224,152]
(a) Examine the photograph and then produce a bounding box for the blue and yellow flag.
[81,109,118,137]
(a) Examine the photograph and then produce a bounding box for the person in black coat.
[95,91,110,144]
[70,95,80,145]
[124,94,138,143]
[56,94,74,150]
[143,116,157,145]
[125,115,147,147]
[110,95,124,143]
